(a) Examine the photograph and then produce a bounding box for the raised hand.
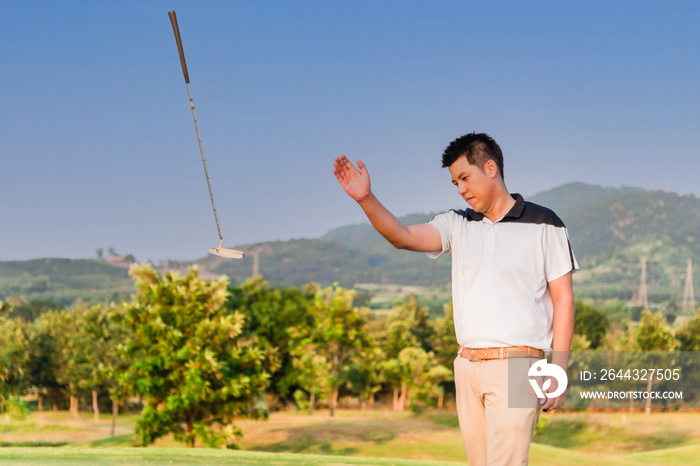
[333,154,371,203]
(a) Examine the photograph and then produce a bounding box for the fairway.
[2,410,700,465]
[0,447,461,466]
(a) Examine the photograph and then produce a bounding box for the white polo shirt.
[427,194,579,350]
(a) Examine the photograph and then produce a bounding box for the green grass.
[534,412,699,454]
[627,444,700,465]
[0,448,461,465]
[2,445,700,466]
[1,410,700,465]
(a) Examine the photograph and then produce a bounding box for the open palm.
[333,155,371,202]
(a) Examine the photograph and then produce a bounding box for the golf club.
[168,10,244,260]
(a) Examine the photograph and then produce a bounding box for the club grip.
[168,10,190,84]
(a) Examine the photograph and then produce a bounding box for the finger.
[543,393,564,411]
[357,159,368,174]
[543,397,556,411]
[540,394,555,410]
[334,157,351,178]
[340,154,356,171]
[547,399,561,411]
[333,159,344,175]
[554,392,567,409]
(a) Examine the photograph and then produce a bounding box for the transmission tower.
[252,251,261,278]
[683,258,695,312]
[249,244,272,279]
[638,256,648,308]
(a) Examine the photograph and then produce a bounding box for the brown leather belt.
[459,346,545,362]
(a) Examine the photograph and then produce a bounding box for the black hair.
[441,132,504,179]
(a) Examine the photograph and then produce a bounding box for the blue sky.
[1,1,699,262]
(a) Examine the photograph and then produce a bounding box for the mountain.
[182,183,700,303]
[528,182,646,215]
[0,258,133,306]
[534,183,700,302]
[193,235,450,289]
[2,183,699,306]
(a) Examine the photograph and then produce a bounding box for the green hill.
[530,183,700,303]
[0,259,133,307]
[194,236,450,289]
[2,183,699,306]
[528,182,645,215]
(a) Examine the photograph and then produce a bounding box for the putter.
[168,10,244,260]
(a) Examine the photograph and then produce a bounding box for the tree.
[430,303,456,407]
[676,314,700,351]
[380,295,435,357]
[673,315,700,408]
[79,304,123,423]
[118,264,269,448]
[635,310,676,352]
[227,277,314,411]
[380,358,405,411]
[375,295,438,410]
[290,284,372,417]
[102,304,133,435]
[10,299,64,322]
[49,307,95,419]
[0,317,29,420]
[395,347,451,412]
[96,248,104,259]
[0,299,12,321]
[289,339,330,414]
[343,346,384,410]
[574,301,609,349]
[630,311,676,414]
[26,312,64,413]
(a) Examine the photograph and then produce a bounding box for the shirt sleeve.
[426,211,454,259]
[542,225,579,282]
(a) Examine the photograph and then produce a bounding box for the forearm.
[551,296,575,370]
[549,273,575,370]
[357,192,413,249]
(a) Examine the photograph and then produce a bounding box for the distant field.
[1,410,700,465]
[353,283,452,315]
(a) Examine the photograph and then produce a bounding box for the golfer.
[333,132,577,465]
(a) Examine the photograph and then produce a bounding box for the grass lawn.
[0,447,462,465]
[1,410,699,465]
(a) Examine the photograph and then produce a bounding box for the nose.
[457,181,468,196]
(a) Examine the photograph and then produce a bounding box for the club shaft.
[169,10,223,243]
[187,83,223,242]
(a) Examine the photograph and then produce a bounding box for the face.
[449,157,498,213]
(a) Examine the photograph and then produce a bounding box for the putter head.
[209,247,245,259]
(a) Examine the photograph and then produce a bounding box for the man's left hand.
[540,375,567,411]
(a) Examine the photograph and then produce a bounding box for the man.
[333,132,577,465]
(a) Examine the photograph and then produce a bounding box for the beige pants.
[453,356,540,466]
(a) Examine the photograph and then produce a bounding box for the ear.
[484,160,498,178]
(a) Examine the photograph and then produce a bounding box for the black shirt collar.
[467,193,524,221]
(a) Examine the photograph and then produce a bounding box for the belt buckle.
[468,349,482,362]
